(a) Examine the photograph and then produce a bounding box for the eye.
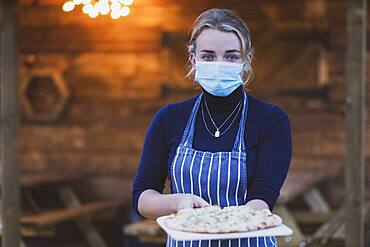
[225,55,240,61]
[201,54,215,61]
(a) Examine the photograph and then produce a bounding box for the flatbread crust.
[164,205,282,234]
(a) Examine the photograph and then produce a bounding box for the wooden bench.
[8,172,125,247]
[20,172,82,188]
[306,201,370,246]
[123,218,167,243]
[21,200,122,227]
[273,168,340,246]
[278,170,329,206]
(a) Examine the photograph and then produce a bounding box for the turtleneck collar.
[202,85,245,113]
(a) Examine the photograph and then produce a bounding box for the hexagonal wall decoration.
[21,69,70,122]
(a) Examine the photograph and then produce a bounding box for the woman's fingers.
[173,194,193,211]
[175,194,210,211]
[193,195,209,207]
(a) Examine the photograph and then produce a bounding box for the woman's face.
[191,29,251,65]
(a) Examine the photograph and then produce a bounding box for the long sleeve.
[245,105,292,210]
[131,105,170,217]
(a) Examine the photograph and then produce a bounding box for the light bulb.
[62,1,75,12]
[100,0,109,5]
[88,4,99,18]
[88,10,99,18]
[110,10,121,19]
[120,0,133,6]
[64,0,134,19]
[110,2,121,11]
[99,3,110,15]
[120,6,130,16]
[82,3,93,14]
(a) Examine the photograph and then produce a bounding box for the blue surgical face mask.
[194,59,245,97]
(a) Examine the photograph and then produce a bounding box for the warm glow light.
[73,0,83,4]
[120,0,133,6]
[110,10,121,19]
[99,2,110,15]
[120,6,130,16]
[88,11,99,18]
[82,3,93,14]
[63,0,133,19]
[88,4,99,18]
[62,1,75,12]
[110,2,121,11]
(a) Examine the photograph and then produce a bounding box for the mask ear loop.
[194,57,200,66]
[189,54,202,90]
[241,52,254,89]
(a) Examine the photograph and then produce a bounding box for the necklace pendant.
[215,129,220,138]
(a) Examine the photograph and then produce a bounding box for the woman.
[131,8,292,247]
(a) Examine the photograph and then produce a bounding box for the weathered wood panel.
[1,0,21,245]
[15,0,370,201]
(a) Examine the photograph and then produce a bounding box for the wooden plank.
[310,202,370,243]
[0,225,55,237]
[273,206,305,247]
[346,0,367,247]
[20,0,310,6]
[333,202,370,240]
[124,219,165,238]
[0,0,21,246]
[21,200,122,227]
[25,125,368,156]
[291,210,334,225]
[20,26,161,53]
[20,172,82,188]
[123,219,167,243]
[58,185,109,247]
[310,206,346,245]
[277,170,327,205]
[302,187,331,213]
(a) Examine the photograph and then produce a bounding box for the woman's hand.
[138,190,210,219]
[245,199,269,211]
[169,193,210,211]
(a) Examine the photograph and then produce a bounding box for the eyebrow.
[225,49,240,53]
[199,49,240,53]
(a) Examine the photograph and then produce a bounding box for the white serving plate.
[156,215,293,241]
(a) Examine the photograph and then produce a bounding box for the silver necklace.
[202,99,242,138]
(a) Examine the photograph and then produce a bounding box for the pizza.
[164,205,282,234]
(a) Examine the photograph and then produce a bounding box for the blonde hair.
[186,8,255,88]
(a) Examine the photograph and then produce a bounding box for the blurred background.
[1,0,369,246]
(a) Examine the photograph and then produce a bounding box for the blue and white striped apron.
[167,92,277,247]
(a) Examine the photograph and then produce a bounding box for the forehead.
[196,28,241,52]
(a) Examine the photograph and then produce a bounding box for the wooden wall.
[13,0,370,201]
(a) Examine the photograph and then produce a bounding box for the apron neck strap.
[232,91,248,153]
[180,94,203,147]
[179,91,248,153]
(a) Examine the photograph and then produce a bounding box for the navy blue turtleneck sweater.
[131,86,292,217]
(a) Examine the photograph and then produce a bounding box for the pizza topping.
[164,205,283,233]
